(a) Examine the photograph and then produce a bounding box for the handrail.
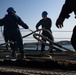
[52,30,72,32]
[0,29,72,46]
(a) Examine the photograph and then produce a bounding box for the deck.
[0,50,76,75]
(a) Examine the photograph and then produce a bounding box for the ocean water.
[55,44,75,52]
[24,44,75,52]
[63,44,74,51]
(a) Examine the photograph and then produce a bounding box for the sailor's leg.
[41,37,46,53]
[16,30,24,59]
[48,33,54,53]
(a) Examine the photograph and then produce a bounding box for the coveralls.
[36,18,53,52]
[0,12,29,58]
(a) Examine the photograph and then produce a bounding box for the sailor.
[56,0,76,51]
[36,11,54,53]
[0,7,29,59]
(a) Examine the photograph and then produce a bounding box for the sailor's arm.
[56,0,73,28]
[36,20,42,30]
[16,16,29,29]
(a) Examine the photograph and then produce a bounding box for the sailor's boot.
[12,50,16,57]
[20,50,25,59]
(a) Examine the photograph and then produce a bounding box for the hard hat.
[42,11,48,16]
[7,7,16,13]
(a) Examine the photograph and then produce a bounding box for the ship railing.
[0,29,73,50]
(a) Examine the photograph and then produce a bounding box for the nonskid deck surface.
[0,50,76,62]
[0,66,76,75]
[0,50,75,61]
[0,50,76,74]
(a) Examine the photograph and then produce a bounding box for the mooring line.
[0,29,42,46]
[33,29,74,52]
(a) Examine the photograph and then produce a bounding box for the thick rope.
[33,29,74,52]
[0,29,42,46]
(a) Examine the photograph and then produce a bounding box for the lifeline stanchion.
[37,30,41,50]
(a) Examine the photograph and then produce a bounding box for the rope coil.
[33,29,54,46]
[33,29,74,52]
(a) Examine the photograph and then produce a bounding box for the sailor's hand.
[56,18,65,28]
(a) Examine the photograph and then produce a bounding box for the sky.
[0,0,76,42]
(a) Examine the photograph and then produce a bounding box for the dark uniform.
[36,18,53,52]
[0,19,9,51]
[56,0,76,51]
[0,12,29,58]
